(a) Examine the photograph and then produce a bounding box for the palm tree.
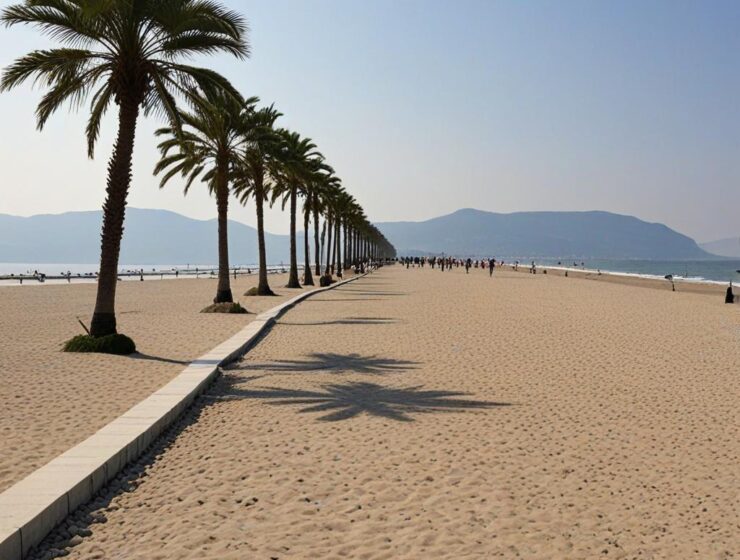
[312,170,340,278]
[233,103,283,296]
[332,188,356,275]
[300,161,333,286]
[154,90,254,307]
[1,1,248,338]
[302,191,316,286]
[321,180,345,277]
[271,130,322,289]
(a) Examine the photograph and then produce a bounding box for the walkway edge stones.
[0,274,365,560]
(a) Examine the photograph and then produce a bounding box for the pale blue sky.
[1,0,739,241]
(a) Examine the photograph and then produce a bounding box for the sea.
[1,259,739,286]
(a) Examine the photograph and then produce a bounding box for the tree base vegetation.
[244,286,277,296]
[201,302,248,314]
[63,334,136,355]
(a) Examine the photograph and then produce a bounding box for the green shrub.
[63,334,136,355]
[244,286,277,296]
[201,302,248,314]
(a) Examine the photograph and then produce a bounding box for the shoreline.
[535,263,735,286]
[4,260,738,295]
[509,263,735,298]
[404,261,737,299]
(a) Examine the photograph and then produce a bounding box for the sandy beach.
[20,265,739,559]
[0,273,317,493]
[505,264,735,298]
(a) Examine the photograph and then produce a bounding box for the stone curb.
[0,273,366,559]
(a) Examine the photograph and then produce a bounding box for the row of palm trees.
[1,0,395,341]
[155,90,395,303]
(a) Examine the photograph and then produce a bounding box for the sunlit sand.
[24,266,739,559]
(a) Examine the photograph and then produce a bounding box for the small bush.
[244,287,277,297]
[201,302,248,314]
[64,334,136,355]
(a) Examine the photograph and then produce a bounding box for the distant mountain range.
[376,209,715,259]
[699,237,740,258]
[0,208,294,265]
[0,207,722,265]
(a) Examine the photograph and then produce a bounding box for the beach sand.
[507,263,734,298]
[0,272,316,493]
[26,265,739,559]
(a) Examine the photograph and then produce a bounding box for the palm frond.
[3,0,249,153]
[85,82,114,157]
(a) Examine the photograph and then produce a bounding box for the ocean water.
[530,258,740,285]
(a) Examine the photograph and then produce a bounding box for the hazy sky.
[1,0,739,241]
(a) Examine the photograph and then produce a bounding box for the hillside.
[376,209,714,259]
[0,208,293,265]
[0,207,718,265]
[699,237,740,258]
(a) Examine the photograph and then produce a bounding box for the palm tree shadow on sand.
[129,353,190,365]
[216,380,510,422]
[308,297,387,302]
[278,316,399,326]
[234,352,418,375]
[334,288,408,296]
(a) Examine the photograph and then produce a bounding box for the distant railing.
[0,264,292,285]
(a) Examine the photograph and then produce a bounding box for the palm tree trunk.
[255,179,274,295]
[331,217,339,274]
[286,186,301,288]
[348,227,353,267]
[352,229,357,266]
[326,215,334,275]
[320,219,327,275]
[343,223,349,270]
[90,99,140,337]
[303,201,314,285]
[214,168,233,303]
[313,202,321,277]
[354,228,358,266]
[335,218,341,275]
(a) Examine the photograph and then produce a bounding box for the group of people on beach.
[398,256,554,278]
[400,256,503,276]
